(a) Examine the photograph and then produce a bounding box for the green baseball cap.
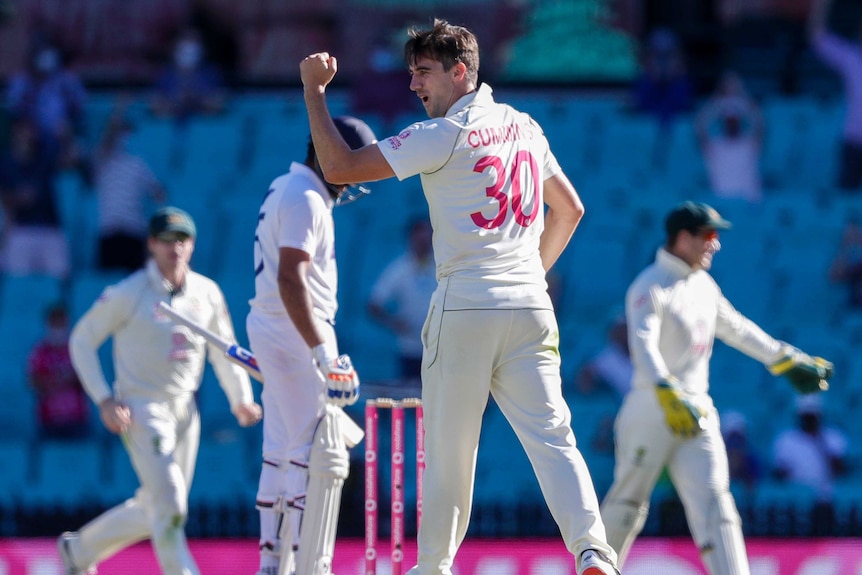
[149,207,196,238]
[665,201,732,237]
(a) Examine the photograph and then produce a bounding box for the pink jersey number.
[470,151,540,230]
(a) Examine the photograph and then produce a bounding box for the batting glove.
[768,345,833,394]
[313,344,360,407]
[655,378,706,438]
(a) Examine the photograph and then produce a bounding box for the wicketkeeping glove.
[768,345,833,394]
[655,378,706,438]
[313,344,360,407]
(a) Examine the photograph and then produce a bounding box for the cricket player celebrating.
[300,19,619,575]
[247,116,375,575]
[601,201,833,574]
[58,207,262,575]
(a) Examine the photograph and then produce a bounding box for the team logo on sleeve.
[387,130,412,150]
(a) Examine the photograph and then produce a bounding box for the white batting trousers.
[247,310,336,463]
[70,396,200,575]
[247,310,339,573]
[409,306,616,575]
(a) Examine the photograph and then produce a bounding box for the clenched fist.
[300,52,338,93]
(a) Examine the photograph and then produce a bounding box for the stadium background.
[0,0,860,573]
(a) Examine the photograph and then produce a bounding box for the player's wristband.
[312,344,332,367]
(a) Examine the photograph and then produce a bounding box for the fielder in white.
[247,116,375,575]
[58,207,262,575]
[600,201,834,574]
[300,19,619,575]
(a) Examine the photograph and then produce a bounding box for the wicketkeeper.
[601,201,833,575]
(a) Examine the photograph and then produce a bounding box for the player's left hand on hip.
[768,344,833,394]
[313,345,359,407]
[233,402,263,427]
[655,378,706,438]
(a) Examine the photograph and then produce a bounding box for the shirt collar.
[656,247,696,278]
[146,259,185,296]
[291,161,335,209]
[446,83,493,117]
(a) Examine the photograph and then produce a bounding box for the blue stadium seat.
[749,480,818,536]
[473,404,542,506]
[0,275,64,382]
[0,440,32,506]
[188,438,255,505]
[0,381,36,441]
[69,270,127,322]
[556,232,631,325]
[55,171,98,270]
[102,439,140,505]
[27,439,105,508]
[182,114,245,177]
[126,115,175,178]
[762,97,840,190]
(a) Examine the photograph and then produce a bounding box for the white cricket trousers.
[247,310,336,463]
[603,389,747,569]
[70,396,200,575]
[409,306,616,575]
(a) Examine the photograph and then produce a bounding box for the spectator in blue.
[150,26,227,125]
[632,28,693,127]
[0,117,69,279]
[5,37,87,164]
[631,28,693,169]
[809,0,862,191]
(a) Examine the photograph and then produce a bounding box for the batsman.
[246,116,376,575]
[600,201,834,575]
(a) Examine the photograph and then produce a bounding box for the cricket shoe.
[57,532,97,575]
[579,549,620,575]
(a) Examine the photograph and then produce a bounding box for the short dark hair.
[404,19,479,85]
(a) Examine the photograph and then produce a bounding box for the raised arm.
[300,52,394,185]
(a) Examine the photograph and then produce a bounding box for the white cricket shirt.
[378,83,561,310]
[69,260,253,407]
[626,248,783,396]
[249,162,338,322]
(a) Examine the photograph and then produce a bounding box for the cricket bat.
[158,301,263,383]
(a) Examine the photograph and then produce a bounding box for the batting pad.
[292,405,351,575]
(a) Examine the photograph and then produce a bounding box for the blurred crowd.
[0,0,860,540]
